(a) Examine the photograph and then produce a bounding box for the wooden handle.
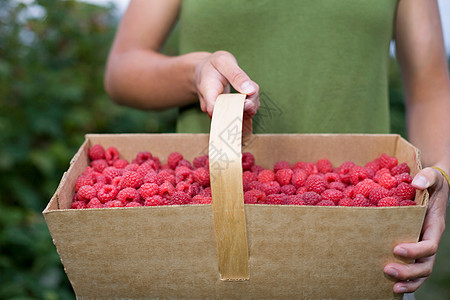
[209,93,249,281]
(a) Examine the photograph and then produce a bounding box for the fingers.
[411,167,441,190]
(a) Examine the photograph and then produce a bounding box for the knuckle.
[429,242,439,255]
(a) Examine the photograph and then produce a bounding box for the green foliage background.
[0,0,448,299]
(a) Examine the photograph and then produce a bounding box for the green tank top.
[177,0,398,134]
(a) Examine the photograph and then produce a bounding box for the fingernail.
[385,267,398,277]
[412,175,428,189]
[394,247,408,256]
[396,286,407,293]
[241,81,255,94]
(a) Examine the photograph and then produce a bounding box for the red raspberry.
[124,163,139,172]
[292,161,308,170]
[273,161,291,173]
[242,152,255,171]
[343,185,355,198]
[379,173,398,190]
[350,194,369,207]
[373,168,391,183]
[169,191,191,205]
[199,187,212,197]
[338,197,353,206]
[136,162,155,177]
[159,181,175,198]
[364,160,380,174]
[391,162,410,176]
[86,198,103,208]
[103,167,122,180]
[265,194,288,205]
[90,159,108,173]
[305,175,327,194]
[291,169,308,188]
[120,171,143,190]
[328,181,346,192]
[286,195,306,205]
[303,162,318,176]
[88,144,105,161]
[161,164,171,171]
[105,147,120,166]
[296,186,308,195]
[97,184,119,203]
[113,159,129,169]
[191,195,212,204]
[244,189,266,204]
[125,202,142,207]
[317,159,333,174]
[349,166,369,185]
[139,183,159,200]
[177,159,192,169]
[243,171,258,189]
[188,182,202,197]
[321,189,344,205]
[92,172,109,185]
[77,185,97,202]
[93,182,105,191]
[251,165,264,175]
[396,173,413,185]
[117,187,140,204]
[71,200,87,209]
[395,182,416,200]
[248,181,264,192]
[111,176,122,187]
[317,200,335,206]
[144,195,168,206]
[132,151,153,165]
[399,200,417,206]
[324,172,340,184]
[158,170,176,186]
[280,184,296,195]
[302,191,322,205]
[378,196,400,207]
[275,168,293,186]
[143,171,162,185]
[338,161,355,184]
[193,167,210,186]
[368,187,390,206]
[104,200,124,208]
[354,179,379,198]
[175,181,190,194]
[193,155,209,169]
[263,181,281,195]
[168,152,183,169]
[379,153,398,170]
[175,166,194,184]
[152,156,161,170]
[75,176,94,192]
[258,169,276,183]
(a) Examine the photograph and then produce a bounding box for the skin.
[104,0,450,293]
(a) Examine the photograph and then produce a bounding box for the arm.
[104,0,259,116]
[384,0,450,293]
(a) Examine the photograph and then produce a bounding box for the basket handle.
[209,93,250,281]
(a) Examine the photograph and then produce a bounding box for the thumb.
[411,167,440,190]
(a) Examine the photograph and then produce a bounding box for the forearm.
[104,50,210,110]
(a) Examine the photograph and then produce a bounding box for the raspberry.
[113,159,129,169]
[159,181,175,198]
[395,182,416,200]
[90,159,109,173]
[349,166,369,185]
[379,153,398,170]
[391,162,410,176]
[75,176,94,191]
[317,159,333,174]
[396,173,413,185]
[302,191,322,205]
[124,163,139,172]
[328,181,346,191]
[126,202,142,207]
[338,161,355,184]
[158,170,176,186]
[117,187,140,204]
[199,187,212,197]
[317,200,335,206]
[343,185,355,198]
[103,167,122,180]
[286,195,306,205]
[175,166,194,184]
[168,152,183,169]
[77,185,97,202]
[296,186,308,195]
[292,161,308,170]
[338,197,353,206]
[105,147,120,166]
[354,179,379,198]
[247,181,264,192]
[193,167,210,187]
[137,162,155,177]
[175,181,190,194]
[251,165,264,175]
[258,169,276,183]
[244,189,266,204]
[177,159,192,169]
[378,196,400,207]
[324,172,340,184]
[275,168,293,186]
[303,162,318,176]
[119,171,143,190]
[364,160,380,174]
[280,184,296,195]
[305,175,327,194]
[265,194,287,205]
[193,155,209,169]
[97,184,119,203]
[273,161,291,173]
[111,176,122,187]
[92,172,109,184]
[373,168,391,183]
[350,194,369,207]
[71,200,87,209]
[88,144,105,161]
[187,182,202,197]
[152,157,161,170]
[321,189,343,205]
[144,195,168,206]
[242,171,258,187]
[399,200,417,206]
[138,183,159,200]
[169,191,191,205]
[143,171,162,185]
[368,187,390,206]
[242,152,255,171]
[291,169,308,188]
[104,200,124,208]
[263,181,281,195]
[191,195,212,204]
[93,182,105,191]
[132,151,153,165]
[379,173,397,190]
[86,198,103,208]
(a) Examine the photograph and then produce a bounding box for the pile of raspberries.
[71,144,417,209]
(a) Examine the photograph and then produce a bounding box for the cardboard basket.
[44,95,427,299]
